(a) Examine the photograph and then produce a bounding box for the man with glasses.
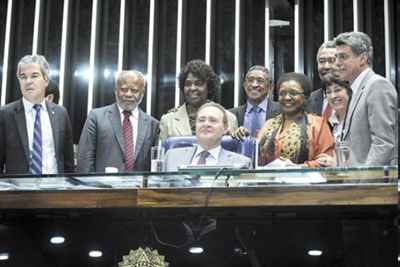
[230,65,280,139]
[0,54,74,174]
[334,31,397,166]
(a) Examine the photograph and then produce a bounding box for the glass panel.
[92,0,120,108]
[153,0,177,119]
[63,0,92,143]
[303,0,324,90]
[332,0,354,36]
[270,0,294,100]
[361,0,385,77]
[0,0,7,96]
[40,0,64,86]
[124,0,150,111]
[396,0,400,91]
[184,0,206,62]
[5,0,36,103]
[214,0,235,108]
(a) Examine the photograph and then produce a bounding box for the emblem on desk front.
[118,247,169,267]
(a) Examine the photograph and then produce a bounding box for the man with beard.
[77,70,159,172]
[307,40,337,116]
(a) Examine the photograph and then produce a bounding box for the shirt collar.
[351,67,370,95]
[117,104,139,119]
[194,145,221,160]
[328,110,339,126]
[22,97,47,112]
[246,96,268,113]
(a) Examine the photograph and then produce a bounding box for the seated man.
[163,102,252,171]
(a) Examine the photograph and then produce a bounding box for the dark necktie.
[197,151,210,165]
[122,110,135,171]
[250,105,262,137]
[31,104,42,175]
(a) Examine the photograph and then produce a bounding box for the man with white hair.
[0,54,74,174]
[77,70,159,172]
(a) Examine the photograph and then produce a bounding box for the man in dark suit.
[229,65,280,138]
[0,55,74,175]
[307,40,337,116]
[334,31,397,166]
[77,70,159,172]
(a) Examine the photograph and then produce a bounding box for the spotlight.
[0,253,9,260]
[188,246,204,254]
[89,250,103,258]
[397,255,400,261]
[50,236,65,244]
[308,250,322,256]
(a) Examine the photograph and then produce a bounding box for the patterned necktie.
[250,105,262,137]
[197,151,210,165]
[122,110,135,171]
[31,104,42,175]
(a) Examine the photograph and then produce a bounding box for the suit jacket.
[159,103,238,143]
[163,146,252,171]
[77,103,159,172]
[307,88,324,115]
[229,97,281,127]
[342,69,398,166]
[0,99,74,175]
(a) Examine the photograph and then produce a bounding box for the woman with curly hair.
[159,59,238,142]
[257,72,335,167]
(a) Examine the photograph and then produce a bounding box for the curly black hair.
[178,59,220,101]
[276,72,313,99]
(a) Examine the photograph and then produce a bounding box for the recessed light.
[50,236,65,244]
[308,250,322,256]
[188,246,204,254]
[397,255,400,261]
[0,253,9,260]
[89,250,102,258]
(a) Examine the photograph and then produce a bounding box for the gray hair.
[115,70,147,88]
[17,54,50,79]
[245,65,271,81]
[334,31,373,66]
[316,40,336,61]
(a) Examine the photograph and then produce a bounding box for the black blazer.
[307,88,324,115]
[229,97,281,127]
[0,99,74,175]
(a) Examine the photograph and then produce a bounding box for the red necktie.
[322,105,333,121]
[122,111,134,171]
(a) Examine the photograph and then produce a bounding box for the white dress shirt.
[117,105,139,152]
[191,145,221,165]
[23,98,58,174]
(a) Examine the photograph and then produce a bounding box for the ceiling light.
[397,255,400,261]
[89,250,102,258]
[0,253,9,260]
[50,236,65,244]
[308,250,322,256]
[188,246,204,254]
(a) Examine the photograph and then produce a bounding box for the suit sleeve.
[62,110,75,172]
[365,79,398,165]
[77,111,98,172]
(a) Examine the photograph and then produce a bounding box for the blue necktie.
[31,104,42,175]
[250,105,262,137]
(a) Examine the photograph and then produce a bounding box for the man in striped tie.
[0,55,74,175]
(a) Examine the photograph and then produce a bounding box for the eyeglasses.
[18,73,43,82]
[278,90,304,97]
[245,77,268,84]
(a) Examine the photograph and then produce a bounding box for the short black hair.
[276,72,313,99]
[178,59,220,101]
[45,79,60,104]
[322,74,352,98]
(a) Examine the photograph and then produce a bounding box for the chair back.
[162,135,256,163]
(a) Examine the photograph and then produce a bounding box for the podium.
[0,166,397,267]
